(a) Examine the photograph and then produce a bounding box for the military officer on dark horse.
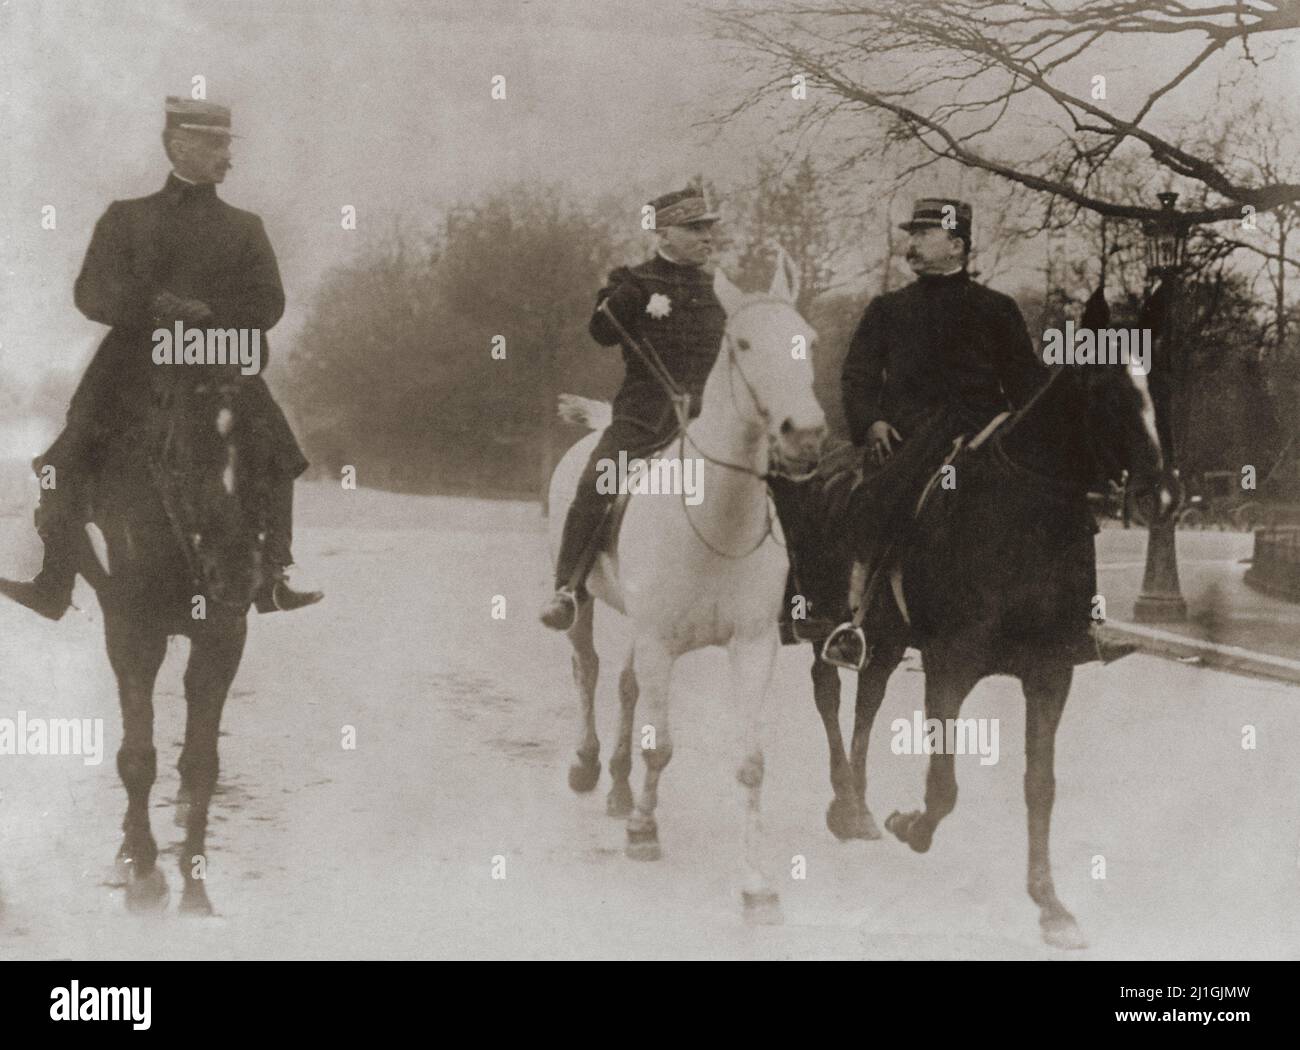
[540,185,725,631]
[827,197,1131,666]
[0,97,322,620]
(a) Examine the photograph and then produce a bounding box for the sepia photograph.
[1,0,1299,995]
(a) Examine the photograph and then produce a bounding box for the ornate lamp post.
[1144,192,1188,276]
[1133,191,1190,623]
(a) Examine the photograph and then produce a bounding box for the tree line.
[282,160,1298,500]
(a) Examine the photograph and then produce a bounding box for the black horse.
[774,347,1166,950]
[83,366,275,915]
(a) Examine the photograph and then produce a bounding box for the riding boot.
[821,560,872,669]
[540,495,614,631]
[253,476,323,614]
[778,565,841,645]
[0,476,80,621]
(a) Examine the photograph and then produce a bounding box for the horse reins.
[597,297,809,559]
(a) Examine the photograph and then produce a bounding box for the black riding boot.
[0,475,80,621]
[253,477,323,614]
[540,494,613,631]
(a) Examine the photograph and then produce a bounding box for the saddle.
[821,411,1010,670]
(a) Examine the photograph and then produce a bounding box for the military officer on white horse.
[540,185,726,631]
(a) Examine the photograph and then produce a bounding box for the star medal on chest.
[645,293,672,319]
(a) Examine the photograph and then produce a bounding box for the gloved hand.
[866,420,902,465]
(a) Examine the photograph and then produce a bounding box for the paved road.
[1,484,1298,958]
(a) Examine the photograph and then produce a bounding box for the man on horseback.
[827,197,1132,666]
[844,197,1044,544]
[538,187,728,631]
[0,97,322,620]
[540,185,724,631]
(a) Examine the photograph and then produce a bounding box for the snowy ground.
[1,478,1298,959]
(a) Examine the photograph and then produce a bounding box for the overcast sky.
[0,0,741,418]
[2,0,1297,453]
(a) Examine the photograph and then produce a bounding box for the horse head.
[710,249,826,474]
[1064,293,1168,508]
[151,366,270,612]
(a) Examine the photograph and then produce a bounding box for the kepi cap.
[900,197,971,239]
[649,186,721,228]
[165,97,237,136]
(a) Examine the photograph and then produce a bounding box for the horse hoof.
[885,810,932,852]
[827,799,881,841]
[567,757,601,794]
[626,821,660,861]
[179,885,214,917]
[606,781,634,817]
[742,890,784,926]
[1042,915,1088,951]
[625,840,661,862]
[125,868,169,914]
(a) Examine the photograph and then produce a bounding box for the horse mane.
[787,439,865,524]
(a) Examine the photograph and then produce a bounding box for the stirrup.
[820,620,869,671]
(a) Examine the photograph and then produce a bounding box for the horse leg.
[811,652,854,839]
[625,640,673,862]
[606,647,637,817]
[1022,663,1086,950]
[566,597,601,793]
[105,613,168,912]
[731,633,782,924]
[886,659,975,854]
[176,619,247,916]
[845,641,906,841]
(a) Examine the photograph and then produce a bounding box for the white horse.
[547,256,825,923]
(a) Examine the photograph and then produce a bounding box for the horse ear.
[713,266,746,317]
[768,247,800,304]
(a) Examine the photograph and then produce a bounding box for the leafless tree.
[710,0,1300,227]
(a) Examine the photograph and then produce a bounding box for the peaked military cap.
[165,97,237,136]
[900,197,972,239]
[649,186,721,228]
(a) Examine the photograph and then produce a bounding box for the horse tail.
[557,393,611,431]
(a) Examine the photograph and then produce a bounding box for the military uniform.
[542,188,723,628]
[0,97,319,620]
[842,269,1044,447]
[840,201,1046,571]
[48,173,306,481]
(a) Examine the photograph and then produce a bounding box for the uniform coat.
[589,253,727,435]
[841,270,1045,444]
[46,174,306,478]
[552,253,727,589]
[838,269,1049,563]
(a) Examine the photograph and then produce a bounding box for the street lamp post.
[1133,191,1190,623]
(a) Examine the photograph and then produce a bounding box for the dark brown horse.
[86,366,275,915]
[774,350,1166,949]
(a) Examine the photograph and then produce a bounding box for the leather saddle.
[821,411,1011,670]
